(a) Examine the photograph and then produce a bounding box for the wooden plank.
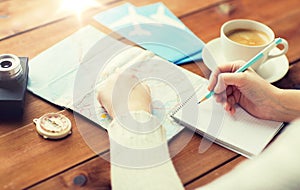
[0,2,125,58]
[127,0,226,16]
[1,1,298,189]
[29,155,111,189]
[0,0,116,40]
[0,0,226,40]
[181,61,211,79]
[170,129,237,184]
[268,8,300,64]
[2,0,299,68]
[274,61,300,89]
[185,156,245,189]
[181,0,300,62]
[0,110,109,190]
[0,93,60,136]
[29,129,237,189]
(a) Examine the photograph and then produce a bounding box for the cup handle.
[267,38,289,59]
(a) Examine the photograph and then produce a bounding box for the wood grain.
[30,129,237,189]
[274,60,300,89]
[0,93,60,136]
[0,110,109,190]
[185,156,246,189]
[0,0,115,40]
[181,0,300,62]
[127,0,226,16]
[0,2,125,58]
[0,0,227,41]
[170,129,237,184]
[29,155,111,190]
[1,0,299,189]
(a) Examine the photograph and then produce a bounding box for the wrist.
[257,86,285,122]
[108,111,166,148]
[274,89,300,122]
[109,102,151,120]
[110,108,151,120]
[129,106,151,115]
[269,88,285,121]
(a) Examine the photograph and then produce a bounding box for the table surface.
[1,0,300,189]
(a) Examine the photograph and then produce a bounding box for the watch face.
[35,113,72,139]
[40,113,70,133]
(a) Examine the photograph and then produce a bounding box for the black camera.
[0,54,29,117]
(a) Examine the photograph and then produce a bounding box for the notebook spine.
[170,85,202,116]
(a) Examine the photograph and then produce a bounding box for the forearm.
[274,89,300,122]
[108,111,184,190]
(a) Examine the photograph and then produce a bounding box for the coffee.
[220,20,288,71]
[226,29,270,46]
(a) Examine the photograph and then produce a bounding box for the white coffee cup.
[220,19,288,71]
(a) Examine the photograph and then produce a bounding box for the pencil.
[198,38,283,104]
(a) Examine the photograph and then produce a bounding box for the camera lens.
[0,54,22,80]
[0,61,12,68]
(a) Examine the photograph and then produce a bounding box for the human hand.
[97,72,151,119]
[208,61,281,120]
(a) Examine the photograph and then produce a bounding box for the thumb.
[214,72,245,94]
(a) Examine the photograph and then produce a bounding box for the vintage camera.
[0,54,29,117]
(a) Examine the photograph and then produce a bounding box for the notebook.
[170,84,284,158]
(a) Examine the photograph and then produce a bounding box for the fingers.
[214,93,237,114]
[208,67,220,91]
[214,84,240,115]
[208,60,246,91]
[224,102,236,115]
[129,82,152,113]
[97,70,152,118]
[214,72,246,94]
[218,60,246,73]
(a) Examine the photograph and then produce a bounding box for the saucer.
[203,38,289,83]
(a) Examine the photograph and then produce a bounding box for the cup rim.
[221,19,275,48]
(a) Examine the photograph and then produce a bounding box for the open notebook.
[171,84,284,158]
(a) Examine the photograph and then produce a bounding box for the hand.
[97,72,151,119]
[208,61,281,120]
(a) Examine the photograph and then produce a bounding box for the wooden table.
[1,0,299,189]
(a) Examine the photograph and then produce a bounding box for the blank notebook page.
[171,85,283,158]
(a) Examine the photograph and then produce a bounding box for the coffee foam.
[227,29,270,46]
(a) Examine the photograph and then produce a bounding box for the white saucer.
[203,38,289,83]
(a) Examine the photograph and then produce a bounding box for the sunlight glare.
[60,0,100,15]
